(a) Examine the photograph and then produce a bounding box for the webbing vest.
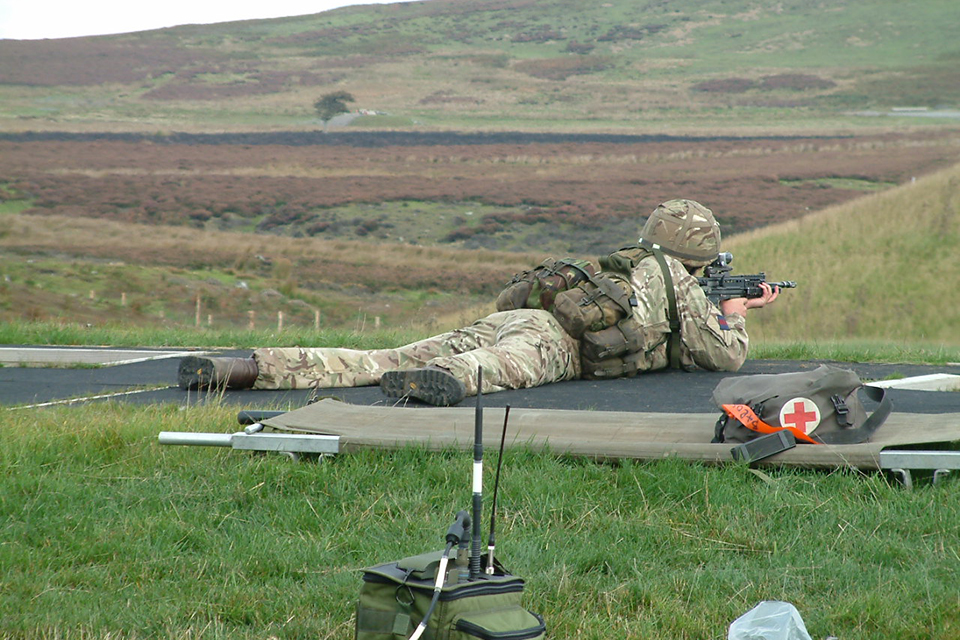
[495,249,684,378]
[599,245,682,370]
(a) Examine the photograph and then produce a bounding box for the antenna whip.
[469,366,484,580]
[486,404,510,575]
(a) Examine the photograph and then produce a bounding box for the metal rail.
[879,450,960,488]
[159,424,340,460]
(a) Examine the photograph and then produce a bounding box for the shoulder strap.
[817,385,893,444]
[651,248,681,369]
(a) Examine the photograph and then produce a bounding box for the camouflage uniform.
[624,252,748,372]
[253,254,744,395]
[249,199,750,397]
[253,309,580,395]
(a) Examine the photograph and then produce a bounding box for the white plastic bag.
[728,601,813,640]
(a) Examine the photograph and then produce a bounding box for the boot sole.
[178,356,215,390]
[380,369,466,406]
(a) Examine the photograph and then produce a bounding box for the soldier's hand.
[745,282,779,309]
[720,283,779,316]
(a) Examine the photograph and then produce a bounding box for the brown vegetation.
[0,39,220,86]
[3,129,959,331]
[692,74,836,93]
[512,56,614,80]
[0,212,531,331]
[2,130,957,251]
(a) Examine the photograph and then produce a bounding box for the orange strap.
[721,404,823,445]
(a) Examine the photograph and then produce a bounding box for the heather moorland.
[1,0,958,334]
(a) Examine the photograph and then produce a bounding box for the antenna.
[486,404,510,575]
[469,366,484,580]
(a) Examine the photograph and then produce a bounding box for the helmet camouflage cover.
[638,199,721,267]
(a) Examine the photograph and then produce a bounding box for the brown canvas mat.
[262,398,960,470]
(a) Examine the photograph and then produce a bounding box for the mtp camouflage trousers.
[252,309,581,396]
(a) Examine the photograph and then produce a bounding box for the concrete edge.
[867,374,960,392]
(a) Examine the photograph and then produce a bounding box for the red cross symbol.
[780,398,821,434]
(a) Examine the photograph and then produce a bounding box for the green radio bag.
[356,551,546,640]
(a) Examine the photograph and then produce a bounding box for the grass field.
[2,402,959,640]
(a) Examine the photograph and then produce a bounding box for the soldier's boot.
[178,356,259,391]
[380,366,467,407]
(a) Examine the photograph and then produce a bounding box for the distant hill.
[1,0,959,133]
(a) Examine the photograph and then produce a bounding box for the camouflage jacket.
[627,253,748,372]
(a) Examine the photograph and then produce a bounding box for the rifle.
[697,252,796,305]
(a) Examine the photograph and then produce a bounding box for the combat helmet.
[638,199,720,268]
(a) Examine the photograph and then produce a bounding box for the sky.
[0,0,406,40]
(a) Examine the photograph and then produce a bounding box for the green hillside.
[724,160,960,345]
[1,0,959,133]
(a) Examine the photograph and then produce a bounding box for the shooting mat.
[262,398,960,469]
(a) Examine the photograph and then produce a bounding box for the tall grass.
[0,210,535,332]
[2,403,959,639]
[0,320,425,351]
[725,162,960,345]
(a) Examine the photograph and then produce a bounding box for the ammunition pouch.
[551,272,637,338]
[579,317,645,362]
[599,245,650,275]
[579,318,669,380]
[549,246,683,379]
[580,349,649,380]
[496,257,597,313]
[356,551,546,640]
